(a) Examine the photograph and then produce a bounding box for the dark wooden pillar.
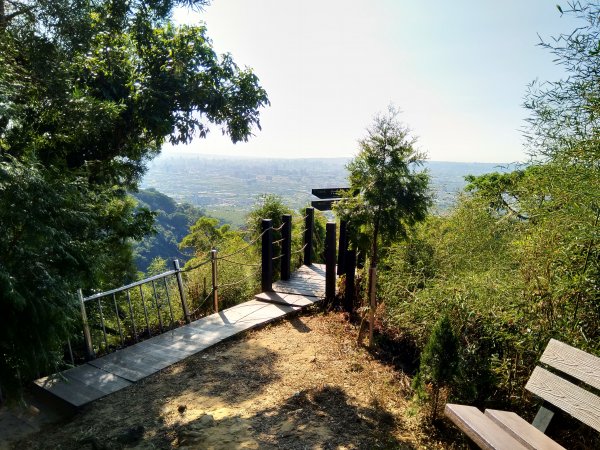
[261,219,273,292]
[344,249,356,313]
[281,214,292,281]
[337,220,347,276]
[304,207,314,266]
[325,222,336,302]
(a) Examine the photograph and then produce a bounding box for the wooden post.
[304,207,314,265]
[211,249,219,313]
[78,288,95,360]
[281,214,292,281]
[261,219,273,292]
[337,220,347,276]
[173,259,191,323]
[344,249,356,313]
[325,222,336,302]
[369,267,377,347]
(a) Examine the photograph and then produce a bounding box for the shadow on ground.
[173,385,413,449]
[14,315,417,449]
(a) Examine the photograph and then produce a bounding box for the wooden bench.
[445,338,600,449]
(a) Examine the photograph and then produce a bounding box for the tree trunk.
[0,1,5,31]
[367,214,380,347]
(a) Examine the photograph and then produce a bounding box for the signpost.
[310,187,350,211]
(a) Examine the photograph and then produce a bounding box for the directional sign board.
[311,187,350,211]
[311,188,350,199]
[311,200,337,211]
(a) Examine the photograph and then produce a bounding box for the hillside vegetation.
[131,188,204,272]
[367,5,600,443]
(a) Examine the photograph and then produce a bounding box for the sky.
[169,1,582,163]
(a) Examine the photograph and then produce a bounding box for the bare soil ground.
[12,310,456,449]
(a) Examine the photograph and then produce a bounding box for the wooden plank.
[87,360,149,382]
[444,404,528,450]
[137,341,193,361]
[34,374,108,407]
[525,366,600,432]
[255,291,320,308]
[275,281,324,288]
[58,364,131,394]
[89,349,176,381]
[231,302,296,324]
[484,409,565,450]
[147,335,213,356]
[540,339,600,390]
[272,286,324,298]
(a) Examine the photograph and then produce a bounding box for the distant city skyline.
[168,1,581,163]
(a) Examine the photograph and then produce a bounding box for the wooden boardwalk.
[34,264,327,408]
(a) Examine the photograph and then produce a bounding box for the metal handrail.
[76,211,318,361]
[84,270,178,302]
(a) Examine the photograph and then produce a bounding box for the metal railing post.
[304,207,314,265]
[281,214,292,281]
[344,249,356,313]
[325,222,337,302]
[261,219,273,292]
[173,259,191,323]
[211,249,219,313]
[337,220,347,276]
[66,338,75,366]
[78,288,95,360]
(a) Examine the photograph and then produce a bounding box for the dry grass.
[16,310,461,449]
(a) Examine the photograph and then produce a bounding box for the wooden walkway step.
[34,264,327,408]
[272,264,326,298]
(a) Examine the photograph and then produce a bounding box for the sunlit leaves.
[335,106,431,261]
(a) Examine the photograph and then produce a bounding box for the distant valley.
[141,153,513,227]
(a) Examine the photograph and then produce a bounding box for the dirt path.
[13,311,450,449]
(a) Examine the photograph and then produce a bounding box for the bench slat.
[525,366,600,432]
[445,404,528,450]
[484,409,565,449]
[540,339,600,390]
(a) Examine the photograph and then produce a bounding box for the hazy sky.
[169,1,581,163]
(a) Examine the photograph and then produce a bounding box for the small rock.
[198,414,215,427]
[280,419,295,436]
[178,404,187,414]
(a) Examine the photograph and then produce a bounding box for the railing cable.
[180,256,212,273]
[216,226,273,260]
[218,272,258,290]
[219,257,261,267]
[189,290,214,317]
[290,243,308,255]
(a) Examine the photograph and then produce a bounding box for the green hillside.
[131,188,205,272]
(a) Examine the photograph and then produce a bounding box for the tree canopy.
[335,106,431,267]
[0,0,269,394]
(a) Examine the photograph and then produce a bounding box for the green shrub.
[413,314,458,419]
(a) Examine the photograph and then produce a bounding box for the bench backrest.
[525,338,600,432]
